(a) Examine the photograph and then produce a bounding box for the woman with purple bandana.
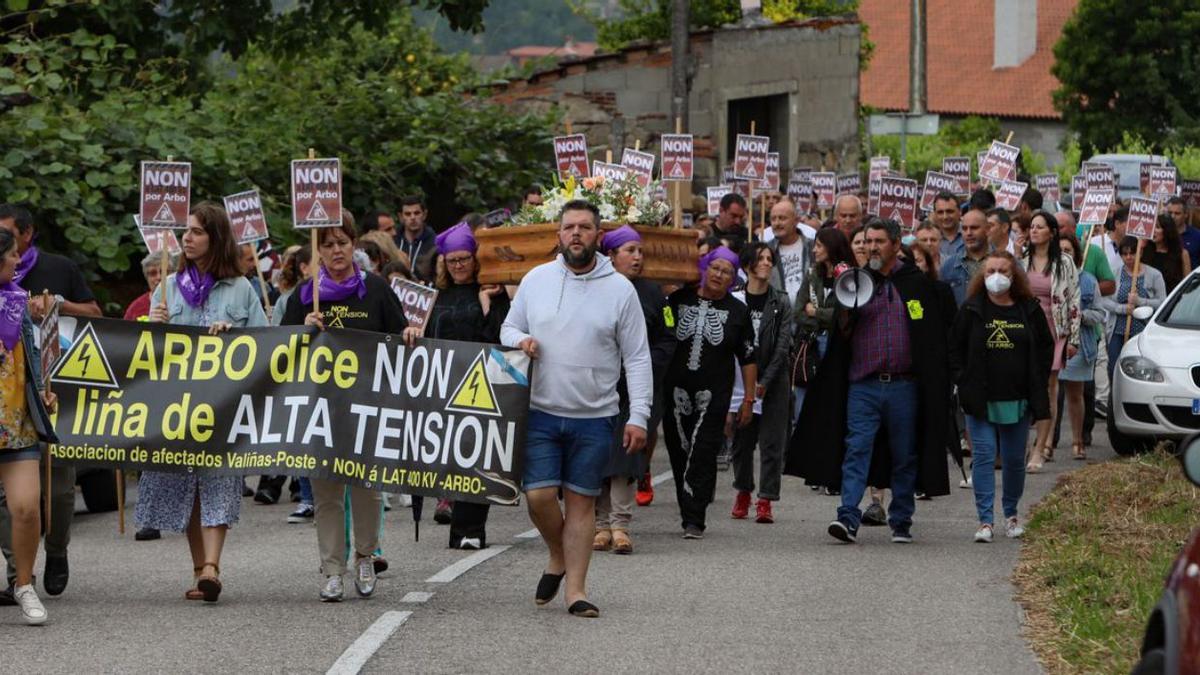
[138,202,268,603]
[281,210,408,602]
[663,246,758,539]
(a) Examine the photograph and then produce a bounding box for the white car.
[1110,269,1200,455]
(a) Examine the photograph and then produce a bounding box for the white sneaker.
[14,584,47,625]
[319,575,344,602]
[400,493,413,508]
[1005,517,1025,539]
[458,537,482,550]
[974,524,994,543]
[354,557,376,597]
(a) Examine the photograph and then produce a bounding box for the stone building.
[484,16,863,188]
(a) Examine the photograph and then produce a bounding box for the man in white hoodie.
[501,199,653,618]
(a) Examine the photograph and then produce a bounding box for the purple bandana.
[175,265,216,308]
[12,246,37,286]
[0,282,27,351]
[435,223,477,256]
[699,246,741,290]
[299,264,367,305]
[601,225,641,254]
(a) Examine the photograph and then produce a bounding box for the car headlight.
[1120,356,1165,382]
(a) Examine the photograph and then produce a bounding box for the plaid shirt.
[848,277,912,382]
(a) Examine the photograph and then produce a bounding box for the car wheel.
[78,469,118,513]
[1108,391,1156,456]
[1130,647,1166,675]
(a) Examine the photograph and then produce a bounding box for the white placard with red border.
[879,176,919,230]
[836,173,862,196]
[591,161,632,183]
[707,185,732,217]
[139,161,192,229]
[621,148,655,187]
[942,156,971,195]
[134,214,181,256]
[1148,165,1178,198]
[661,134,693,181]
[554,134,590,180]
[224,189,270,244]
[869,156,891,183]
[811,172,836,210]
[979,140,1019,183]
[1083,162,1114,192]
[1035,174,1060,205]
[1078,189,1115,227]
[994,180,1028,211]
[920,171,960,211]
[1125,196,1159,239]
[733,134,769,180]
[290,158,342,229]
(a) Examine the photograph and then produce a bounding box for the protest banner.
[811,172,836,210]
[483,208,511,228]
[920,170,960,211]
[1180,179,1200,209]
[391,278,438,335]
[1071,174,1087,212]
[942,156,971,195]
[707,185,732,217]
[869,156,891,183]
[733,133,769,180]
[135,216,181,257]
[1148,165,1178,198]
[591,161,632,183]
[760,152,781,193]
[1078,189,1115,227]
[979,140,1020,183]
[1126,196,1159,240]
[224,189,270,244]
[994,180,1028,211]
[1084,162,1114,192]
[1035,174,1061,205]
[48,319,533,505]
[879,176,919,231]
[836,172,862,197]
[621,148,655,187]
[290,158,342,229]
[553,134,589,180]
[661,133,693,182]
[139,161,192,229]
[867,176,881,216]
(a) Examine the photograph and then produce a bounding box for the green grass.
[1014,450,1200,674]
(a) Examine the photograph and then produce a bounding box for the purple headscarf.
[435,223,477,256]
[299,264,367,306]
[601,225,641,254]
[175,265,216,308]
[699,246,741,290]
[12,246,37,286]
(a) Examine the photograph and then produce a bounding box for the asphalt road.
[0,431,1114,673]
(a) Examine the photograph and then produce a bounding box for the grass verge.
[1014,450,1199,674]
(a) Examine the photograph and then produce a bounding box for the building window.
[726,94,789,166]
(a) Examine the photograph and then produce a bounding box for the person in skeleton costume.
[664,246,757,539]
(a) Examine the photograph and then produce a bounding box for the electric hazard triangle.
[444,351,501,416]
[50,323,119,388]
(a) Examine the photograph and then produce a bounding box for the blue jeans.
[965,413,1030,523]
[523,410,617,497]
[838,379,919,532]
[299,477,313,505]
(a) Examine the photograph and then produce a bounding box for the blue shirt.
[1181,225,1200,270]
[939,231,965,264]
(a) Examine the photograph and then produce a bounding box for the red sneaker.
[636,473,654,506]
[731,491,752,519]
[755,499,774,524]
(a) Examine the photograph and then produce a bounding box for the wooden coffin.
[475,223,700,285]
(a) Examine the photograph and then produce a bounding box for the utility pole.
[908,0,927,115]
[670,0,689,129]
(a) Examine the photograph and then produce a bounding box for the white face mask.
[985,272,1012,295]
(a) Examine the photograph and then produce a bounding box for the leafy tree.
[1052,0,1200,155]
[868,115,1047,180]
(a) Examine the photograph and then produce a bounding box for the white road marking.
[515,528,540,539]
[513,471,674,541]
[400,591,434,603]
[326,610,412,675]
[425,545,511,583]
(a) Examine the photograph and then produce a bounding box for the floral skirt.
[134,471,242,532]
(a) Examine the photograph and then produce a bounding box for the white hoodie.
[501,253,653,429]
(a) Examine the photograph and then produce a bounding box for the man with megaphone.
[785,219,952,544]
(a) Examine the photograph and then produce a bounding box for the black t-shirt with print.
[983,300,1031,401]
[281,272,408,334]
[666,287,756,395]
[744,289,767,349]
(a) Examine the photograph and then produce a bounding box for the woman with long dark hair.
[138,202,268,603]
[794,227,855,418]
[951,251,1052,542]
[1142,213,1192,293]
[1100,236,1167,377]
[1019,210,1080,472]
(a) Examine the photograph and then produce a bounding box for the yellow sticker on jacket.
[906,299,924,320]
[663,306,676,328]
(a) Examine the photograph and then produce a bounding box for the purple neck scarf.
[175,265,217,308]
[0,282,27,351]
[299,264,367,306]
[12,246,38,286]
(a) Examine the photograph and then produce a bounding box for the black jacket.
[950,294,1054,421]
[785,261,952,496]
[744,284,793,390]
[395,226,438,283]
[425,283,510,344]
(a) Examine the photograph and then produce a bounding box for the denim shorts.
[522,410,617,497]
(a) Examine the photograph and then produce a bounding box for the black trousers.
[449,502,490,547]
[663,386,731,531]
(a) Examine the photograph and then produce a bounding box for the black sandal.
[568,600,599,618]
[534,571,565,605]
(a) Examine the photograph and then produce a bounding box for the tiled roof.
[859,0,1077,120]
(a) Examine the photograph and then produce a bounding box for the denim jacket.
[152,274,269,328]
[1077,271,1102,365]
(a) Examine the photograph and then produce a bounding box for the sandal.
[1072,443,1087,461]
[185,566,205,601]
[592,529,612,552]
[534,571,565,606]
[1041,444,1055,463]
[196,562,222,603]
[567,599,600,618]
[611,530,633,555]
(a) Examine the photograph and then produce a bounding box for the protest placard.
[1070,174,1087,212]
[290,158,342,228]
[836,172,862,196]
[869,156,891,182]
[391,278,438,335]
[786,169,813,213]
[1148,165,1178,198]
[920,170,960,211]
[976,151,987,180]
[733,133,770,180]
[811,172,836,210]
[1035,174,1060,205]
[979,140,1020,183]
[483,208,511,228]
[1139,163,1157,195]
[1078,189,1115,227]
[732,180,753,200]
[1125,196,1159,239]
[1180,179,1200,209]
[942,156,971,194]
[879,176,919,230]
[48,319,533,505]
[137,223,181,257]
[760,152,781,192]
[139,161,192,229]
[39,295,61,389]
[621,148,655,187]
[994,180,1028,211]
[591,161,632,183]
[1084,162,1114,192]
[553,134,589,180]
[867,176,881,216]
[661,134,693,181]
[224,189,270,244]
[707,185,732,217]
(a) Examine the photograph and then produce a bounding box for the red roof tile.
[859,0,1077,120]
